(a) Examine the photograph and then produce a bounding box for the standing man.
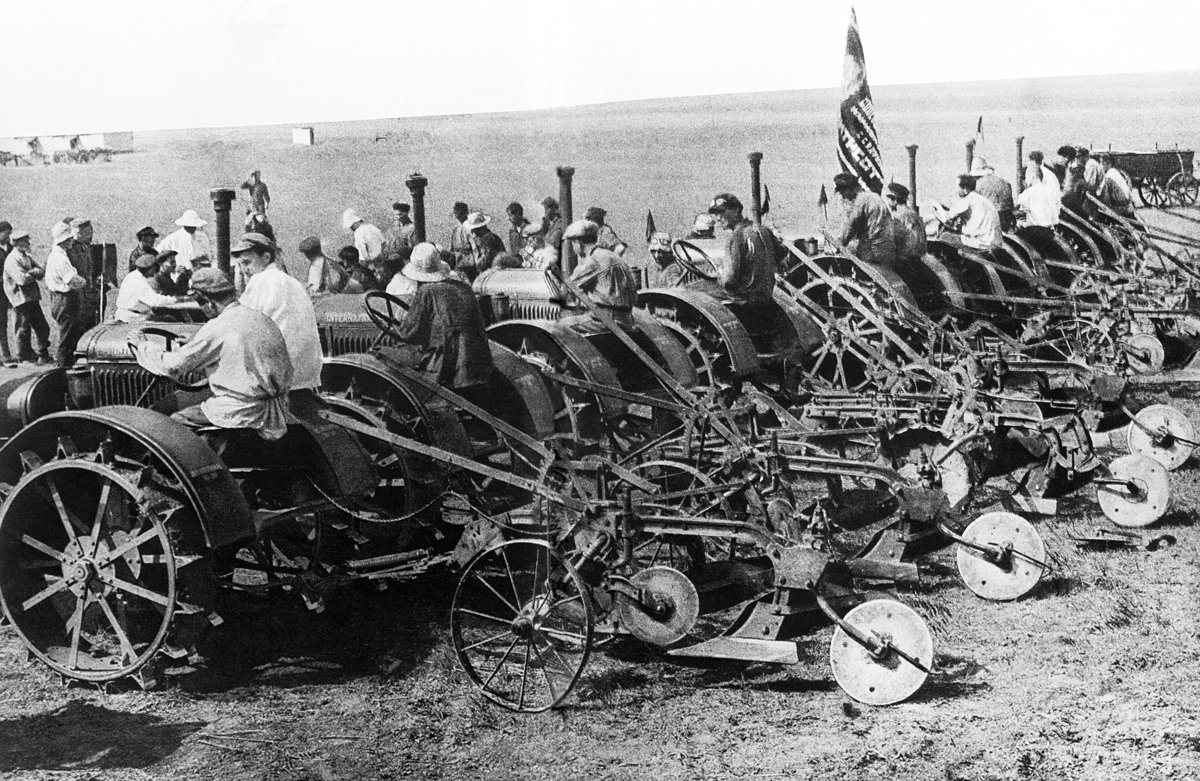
[233,232,324,415]
[300,236,347,295]
[505,202,530,256]
[114,254,186,322]
[382,242,493,389]
[3,230,51,365]
[0,221,15,365]
[562,220,638,328]
[241,169,271,229]
[385,202,417,254]
[585,207,628,256]
[448,201,472,270]
[0,221,13,261]
[67,219,102,332]
[156,209,212,274]
[130,226,159,271]
[970,158,1015,231]
[834,173,896,266]
[133,268,293,441]
[462,212,506,281]
[540,197,566,268]
[935,175,1004,253]
[46,222,88,366]
[342,208,384,273]
[884,183,926,263]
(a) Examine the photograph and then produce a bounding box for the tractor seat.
[193,425,304,468]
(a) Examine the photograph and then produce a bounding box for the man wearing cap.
[384,202,417,255]
[687,213,717,240]
[380,242,492,389]
[0,221,14,365]
[3,230,51,365]
[130,226,159,272]
[644,231,686,288]
[461,212,508,281]
[150,250,189,296]
[300,237,347,295]
[448,201,472,270]
[156,209,212,274]
[133,268,293,441]
[541,197,565,267]
[585,207,628,256]
[240,170,271,227]
[233,233,324,415]
[45,222,88,366]
[505,202,531,256]
[342,208,384,266]
[561,219,638,328]
[67,219,103,331]
[935,175,1004,253]
[834,174,896,267]
[969,158,1015,231]
[692,192,779,304]
[884,183,926,264]
[1015,165,1061,246]
[114,254,187,323]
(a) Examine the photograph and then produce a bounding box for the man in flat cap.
[130,226,159,272]
[505,202,531,256]
[45,221,88,366]
[241,169,271,229]
[133,267,293,440]
[834,173,896,266]
[3,230,51,364]
[66,219,102,331]
[300,236,347,296]
[884,182,926,264]
[695,193,778,304]
[114,253,188,322]
[0,221,14,365]
[562,219,639,328]
[233,232,324,415]
[384,202,417,255]
[586,206,628,256]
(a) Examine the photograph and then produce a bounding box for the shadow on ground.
[0,701,204,772]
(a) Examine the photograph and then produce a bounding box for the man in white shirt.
[45,222,88,366]
[132,267,293,441]
[935,175,1004,252]
[3,230,51,364]
[156,209,212,274]
[342,208,384,265]
[1016,166,1061,229]
[300,236,346,295]
[114,254,185,322]
[233,233,324,415]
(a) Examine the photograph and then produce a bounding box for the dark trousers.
[13,301,50,361]
[50,290,83,367]
[0,294,11,359]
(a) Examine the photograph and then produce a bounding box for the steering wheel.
[128,326,209,391]
[364,290,411,342]
[671,240,720,281]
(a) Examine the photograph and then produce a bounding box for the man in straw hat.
[460,211,508,281]
[833,174,896,267]
[156,208,212,274]
[342,208,384,266]
[45,221,89,366]
[969,157,1015,230]
[3,230,51,365]
[560,219,638,328]
[114,253,188,323]
[232,232,324,415]
[378,242,492,389]
[131,267,293,441]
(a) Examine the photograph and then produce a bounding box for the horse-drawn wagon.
[1107,148,1196,207]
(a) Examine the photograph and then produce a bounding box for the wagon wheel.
[1137,178,1170,209]
[671,240,719,281]
[1167,172,1199,206]
[452,539,593,713]
[0,448,212,685]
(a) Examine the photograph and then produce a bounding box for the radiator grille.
[322,325,393,357]
[506,302,564,322]
[91,364,178,408]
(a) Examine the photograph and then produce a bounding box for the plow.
[0,150,1196,715]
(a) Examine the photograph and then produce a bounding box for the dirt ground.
[1,385,1199,781]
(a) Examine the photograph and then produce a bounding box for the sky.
[2,0,1198,137]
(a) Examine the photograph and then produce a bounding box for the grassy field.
[2,71,1200,780]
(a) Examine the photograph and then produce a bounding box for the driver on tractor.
[132,267,294,440]
[644,231,686,288]
[560,219,638,329]
[686,193,777,304]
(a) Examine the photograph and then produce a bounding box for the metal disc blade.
[956,511,1046,601]
[615,566,700,646]
[829,599,933,706]
[1122,334,1165,376]
[1097,454,1171,528]
[1128,404,1196,471]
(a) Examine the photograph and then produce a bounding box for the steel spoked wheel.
[0,458,199,683]
[1138,179,1170,209]
[1040,317,1116,363]
[452,539,593,712]
[1168,172,1199,206]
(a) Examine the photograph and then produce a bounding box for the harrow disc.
[1097,454,1171,528]
[1120,333,1165,376]
[1127,404,1196,470]
[451,539,593,713]
[614,566,699,646]
[955,512,1046,601]
[829,599,933,706]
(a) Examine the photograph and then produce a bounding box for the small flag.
[762,185,771,216]
[645,210,657,243]
[818,185,829,224]
[837,8,884,194]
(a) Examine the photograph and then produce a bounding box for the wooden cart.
[1106,148,1196,208]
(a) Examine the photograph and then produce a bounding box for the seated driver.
[383,242,493,389]
[561,219,638,328]
[687,193,777,304]
[644,231,686,288]
[133,268,293,440]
